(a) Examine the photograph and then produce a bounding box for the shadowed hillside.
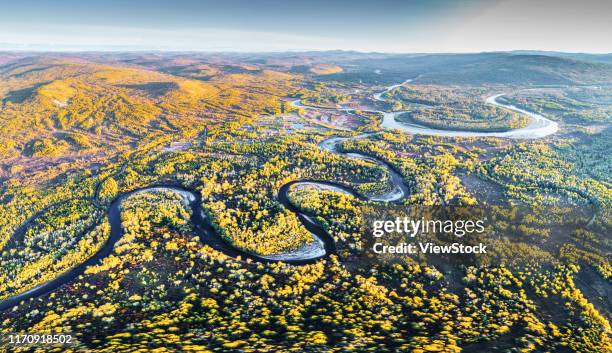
[319,52,612,85]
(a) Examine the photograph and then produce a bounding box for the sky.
[0,0,610,53]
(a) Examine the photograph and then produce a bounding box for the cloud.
[0,24,350,52]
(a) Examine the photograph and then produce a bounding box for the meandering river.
[0,183,336,311]
[295,79,559,139]
[0,79,557,311]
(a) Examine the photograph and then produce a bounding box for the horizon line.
[2,48,611,56]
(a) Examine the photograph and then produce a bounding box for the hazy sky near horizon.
[1,0,610,53]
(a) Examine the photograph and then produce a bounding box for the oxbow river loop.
[0,80,557,311]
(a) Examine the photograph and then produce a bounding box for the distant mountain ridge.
[321,52,612,85]
[2,50,611,86]
[509,50,612,64]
